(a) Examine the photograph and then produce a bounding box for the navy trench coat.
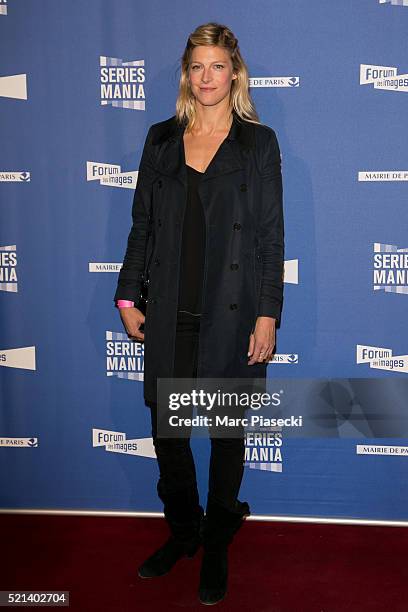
[114,111,284,406]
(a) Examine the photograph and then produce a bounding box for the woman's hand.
[247,316,276,365]
[119,307,145,342]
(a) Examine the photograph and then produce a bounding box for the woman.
[114,22,284,606]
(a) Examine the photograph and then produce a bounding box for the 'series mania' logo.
[244,430,283,472]
[0,244,17,292]
[360,64,408,92]
[106,331,144,381]
[373,243,408,294]
[100,56,145,110]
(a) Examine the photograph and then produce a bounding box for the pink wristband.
[116,300,134,308]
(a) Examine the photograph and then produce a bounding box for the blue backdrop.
[1,0,408,521]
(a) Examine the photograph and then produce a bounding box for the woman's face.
[188,45,237,109]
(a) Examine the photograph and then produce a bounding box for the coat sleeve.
[256,129,285,326]
[113,125,156,303]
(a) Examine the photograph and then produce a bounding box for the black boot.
[138,484,204,578]
[198,496,250,605]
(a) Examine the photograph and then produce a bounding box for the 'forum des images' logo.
[0,244,17,292]
[373,243,408,294]
[87,161,137,190]
[0,73,27,100]
[100,56,145,110]
[93,428,155,457]
[0,345,36,371]
[360,64,408,92]
[106,331,144,381]
[357,344,408,373]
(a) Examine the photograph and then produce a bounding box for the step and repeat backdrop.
[1,0,408,521]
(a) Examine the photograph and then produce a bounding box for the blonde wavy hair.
[175,22,260,130]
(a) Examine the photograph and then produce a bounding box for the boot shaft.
[202,497,251,552]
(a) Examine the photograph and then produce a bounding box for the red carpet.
[1,513,407,611]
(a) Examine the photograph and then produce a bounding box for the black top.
[177,164,206,315]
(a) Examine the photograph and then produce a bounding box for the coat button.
[154,258,160,266]
[240,183,247,192]
[230,263,239,270]
[158,218,162,227]
[229,303,238,310]
[233,222,241,231]
[150,298,156,304]
[158,180,162,188]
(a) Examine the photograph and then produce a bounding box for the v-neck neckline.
[181,117,234,175]
[185,163,204,175]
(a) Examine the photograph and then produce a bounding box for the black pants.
[147,309,247,512]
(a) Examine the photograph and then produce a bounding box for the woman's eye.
[190,64,224,70]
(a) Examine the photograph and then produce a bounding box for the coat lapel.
[150,111,255,186]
